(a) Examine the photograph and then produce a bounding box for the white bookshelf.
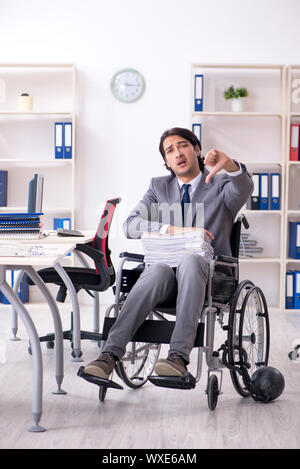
[284,65,300,311]
[0,63,76,230]
[191,64,286,309]
[0,64,76,305]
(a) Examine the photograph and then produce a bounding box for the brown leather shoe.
[154,352,187,377]
[84,351,116,379]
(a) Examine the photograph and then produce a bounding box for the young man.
[84,127,253,379]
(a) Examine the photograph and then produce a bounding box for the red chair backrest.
[92,198,121,274]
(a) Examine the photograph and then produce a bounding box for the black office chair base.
[148,372,196,390]
[77,366,124,390]
[37,330,103,352]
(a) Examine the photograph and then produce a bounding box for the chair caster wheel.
[46,341,55,349]
[207,374,219,410]
[71,349,83,358]
[28,344,32,355]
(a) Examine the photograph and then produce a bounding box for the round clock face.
[111,69,145,103]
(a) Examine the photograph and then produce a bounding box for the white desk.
[0,231,94,432]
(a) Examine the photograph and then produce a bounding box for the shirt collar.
[177,171,202,191]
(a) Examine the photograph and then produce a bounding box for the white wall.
[0,0,300,304]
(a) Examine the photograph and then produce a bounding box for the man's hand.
[167,226,214,240]
[204,149,239,184]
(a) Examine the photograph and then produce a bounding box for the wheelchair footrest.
[148,372,196,390]
[77,366,123,390]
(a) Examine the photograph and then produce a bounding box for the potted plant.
[223,85,248,112]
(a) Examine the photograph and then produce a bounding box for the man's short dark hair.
[159,127,204,174]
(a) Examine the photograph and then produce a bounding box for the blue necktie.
[181,183,191,226]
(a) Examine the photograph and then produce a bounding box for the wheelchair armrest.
[214,254,238,264]
[119,251,145,262]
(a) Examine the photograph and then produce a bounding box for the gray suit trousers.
[103,253,209,363]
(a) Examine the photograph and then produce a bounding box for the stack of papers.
[141,229,214,267]
[0,242,72,258]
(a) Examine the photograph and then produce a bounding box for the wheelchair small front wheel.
[228,284,270,397]
[207,374,219,410]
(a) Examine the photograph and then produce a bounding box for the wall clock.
[111,68,145,103]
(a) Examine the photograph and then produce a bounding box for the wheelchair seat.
[120,268,237,316]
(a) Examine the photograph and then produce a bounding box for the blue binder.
[289,222,300,259]
[259,173,269,210]
[270,173,280,210]
[0,170,8,207]
[53,217,71,230]
[192,123,202,143]
[63,122,72,159]
[294,271,300,309]
[286,270,295,309]
[0,270,29,304]
[194,75,203,111]
[55,122,64,159]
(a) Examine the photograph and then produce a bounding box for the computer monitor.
[27,173,44,213]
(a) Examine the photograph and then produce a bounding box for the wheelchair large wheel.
[116,341,161,389]
[227,282,270,397]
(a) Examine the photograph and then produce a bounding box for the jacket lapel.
[167,177,182,225]
[190,168,211,226]
[167,177,181,203]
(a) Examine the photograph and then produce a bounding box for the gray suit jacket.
[123,164,253,261]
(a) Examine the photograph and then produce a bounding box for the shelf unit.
[191,64,286,309]
[285,65,300,311]
[0,63,76,229]
[0,64,76,303]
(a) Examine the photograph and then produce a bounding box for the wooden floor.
[0,302,300,449]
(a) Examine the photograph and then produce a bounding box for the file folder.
[53,217,71,230]
[192,123,202,143]
[270,173,280,210]
[0,170,8,207]
[250,173,260,209]
[63,122,72,159]
[55,122,64,159]
[194,74,203,111]
[0,270,29,304]
[286,270,295,309]
[289,222,300,259]
[290,124,299,161]
[259,173,269,210]
[294,271,300,309]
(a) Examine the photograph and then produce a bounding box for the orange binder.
[290,123,299,161]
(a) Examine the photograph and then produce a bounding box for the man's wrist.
[224,159,240,172]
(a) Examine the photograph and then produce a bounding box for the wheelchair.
[78,214,270,409]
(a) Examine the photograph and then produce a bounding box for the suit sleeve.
[123,178,164,239]
[219,163,254,219]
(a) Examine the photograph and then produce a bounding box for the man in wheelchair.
[84,127,254,381]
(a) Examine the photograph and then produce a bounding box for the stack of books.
[0,213,43,239]
[141,229,214,268]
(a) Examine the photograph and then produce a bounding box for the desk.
[0,231,94,432]
[9,231,95,359]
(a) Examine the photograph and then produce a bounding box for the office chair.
[26,198,121,357]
